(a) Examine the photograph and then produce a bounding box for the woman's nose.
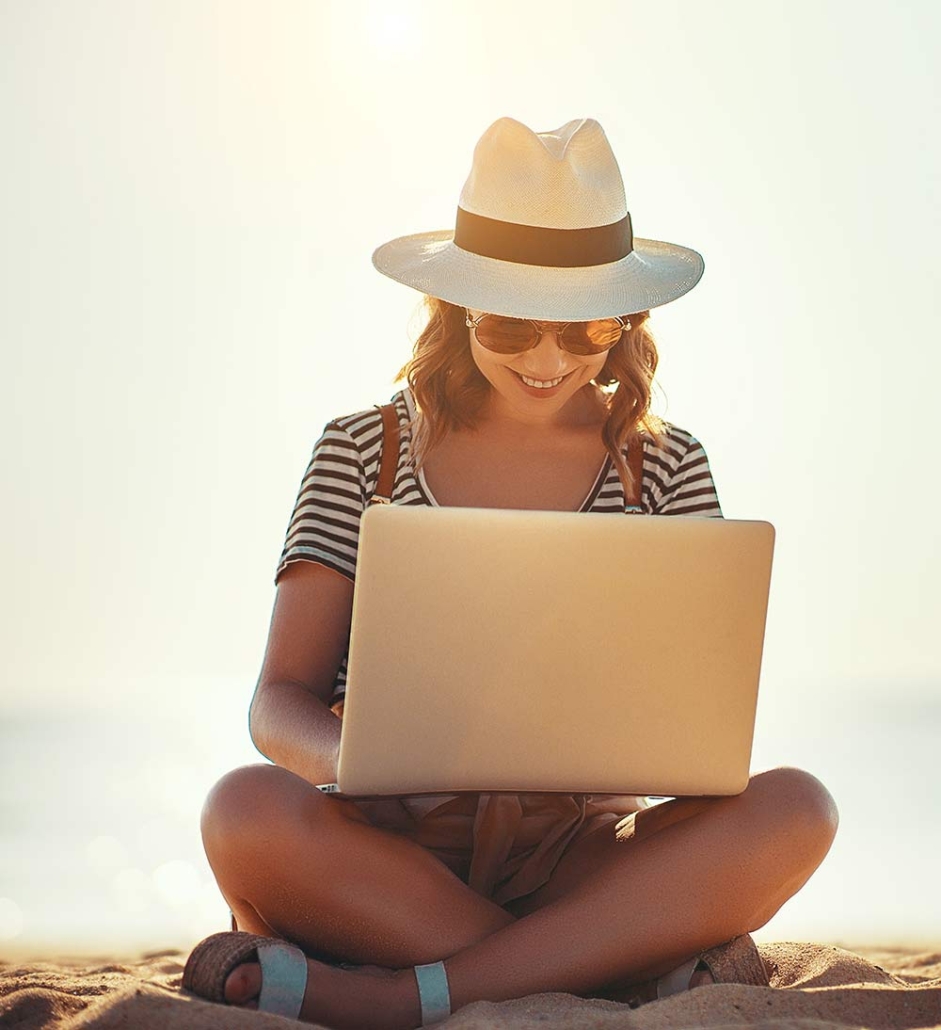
[519,328,569,377]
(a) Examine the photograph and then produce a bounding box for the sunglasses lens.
[561,319,625,354]
[472,316,626,354]
[473,316,537,353]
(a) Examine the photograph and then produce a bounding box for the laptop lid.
[334,505,774,798]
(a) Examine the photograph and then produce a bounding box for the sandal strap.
[414,960,451,1025]
[257,940,309,1019]
[657,956,699,998]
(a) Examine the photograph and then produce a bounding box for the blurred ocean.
[1,684,939,958]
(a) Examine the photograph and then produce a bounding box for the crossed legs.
[200,764,838,1028]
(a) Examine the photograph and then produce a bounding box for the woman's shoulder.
[638,421,721,516]
[642,421,710,464]
[320,390,410,447]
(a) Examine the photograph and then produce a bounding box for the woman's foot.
[689,963,717,989]
[234,958,418,1029]
[602,935,768,1008]
[598,960,715,1006]
[184,932,421,1030]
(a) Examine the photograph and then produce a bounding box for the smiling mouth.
[513,370,569,390]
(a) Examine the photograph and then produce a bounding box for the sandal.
[183,931,309,1019]
[628,933,769,1007]
[661,933,769,997]
[183,931,454,1026]
[700,933,769,986]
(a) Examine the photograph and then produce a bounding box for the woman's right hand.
[248,561,355,787]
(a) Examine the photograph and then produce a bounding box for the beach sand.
[1,940,939,1029]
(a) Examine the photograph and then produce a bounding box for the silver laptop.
[320,504,774,799]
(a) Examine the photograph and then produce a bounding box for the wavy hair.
[396,297,664,489]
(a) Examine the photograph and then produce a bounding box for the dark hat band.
[454,208,633,268]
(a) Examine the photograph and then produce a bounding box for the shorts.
[354,792,651,906]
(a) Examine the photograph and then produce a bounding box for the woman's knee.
[746,766,840,869]
[200,763,335,861]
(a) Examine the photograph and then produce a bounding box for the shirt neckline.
[400,388,614,513]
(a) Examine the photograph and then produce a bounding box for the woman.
[183,118,839,1028]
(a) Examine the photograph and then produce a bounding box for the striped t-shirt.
[277,388,722,704]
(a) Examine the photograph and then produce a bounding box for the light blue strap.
[414,960,451,1025]
[657,955,699,998]
[256,940,309,1019]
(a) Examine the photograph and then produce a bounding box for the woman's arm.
[249,560,355,786]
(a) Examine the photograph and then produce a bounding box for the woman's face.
[467,309,609,423]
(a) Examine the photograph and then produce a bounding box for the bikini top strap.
[370,403,400,505]
[624,438,644,513]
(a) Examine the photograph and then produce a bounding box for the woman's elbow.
[247,682,274,758]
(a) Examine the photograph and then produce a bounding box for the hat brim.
[372,230,704,321]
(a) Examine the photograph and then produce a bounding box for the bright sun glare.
[365,8,420,56]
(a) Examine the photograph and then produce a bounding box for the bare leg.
[200,764,515,967]
[210,766,837,1029]
[439,767,837,1004]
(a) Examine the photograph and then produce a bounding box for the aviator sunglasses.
[466,310,632,356]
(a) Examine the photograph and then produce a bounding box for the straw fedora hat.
[372,117,704,322]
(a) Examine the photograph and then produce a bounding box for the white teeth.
[519,373,564,389]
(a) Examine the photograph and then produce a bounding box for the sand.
[1,940,939,1029]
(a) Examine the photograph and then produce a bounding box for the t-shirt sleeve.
[275,421,367,583]
[649,431,723,517]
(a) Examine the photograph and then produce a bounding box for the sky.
[1,0,939,953]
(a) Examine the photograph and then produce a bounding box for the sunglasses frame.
[465,310,632,355]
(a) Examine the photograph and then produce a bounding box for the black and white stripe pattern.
[276,389,722,702]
